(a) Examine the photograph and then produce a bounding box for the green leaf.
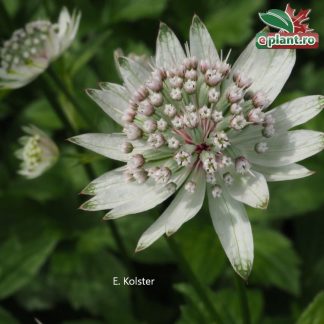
[69,30,112,76]
[205,0,266,48]
[109,0,168,23]
[251,228,301,295]
[175,284,264,324]
[175,216,226,284]
[259,9,294,33]
[0,307,19,324]
[0,233,59,299]
[297,291,324,324]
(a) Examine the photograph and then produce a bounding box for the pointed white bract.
[0,7,81,89]
[72,17,323,279]
[16,125,59,179]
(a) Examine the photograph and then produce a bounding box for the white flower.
[0,7,81,89]
[16,125,59,179]
[71,16,324,279]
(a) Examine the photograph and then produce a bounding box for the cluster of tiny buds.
[22,134,43,172]
[118,55,277,198]
[0,21,54,69]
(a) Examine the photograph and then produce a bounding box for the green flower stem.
[47,66,96,130]
[40,75,134,277]
[167,237,224,324]
[236,274,251,324]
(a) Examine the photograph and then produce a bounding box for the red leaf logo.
[285,3,313,33]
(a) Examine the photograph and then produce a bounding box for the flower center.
[120,55,276,195]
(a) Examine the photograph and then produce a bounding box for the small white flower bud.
[128,154,145,169]
[199,105,212,119]
[210,131,230,150]
[150,92,163,107]
[230,115,247,130]
[121,142,134,153]
[143,119,157,133]
[248,108,265,124]
[170,88,182,101]
[230,103,242,115]
[169,76,183,88]
[206,173,216,184]
[183,112,199,128]
[208,88,220,103]
[200,151,218,173]
[125,124,142,140]
[262,125,275,138]
[235,156,251,175]
[157,118,168,131]
[164,104,177,118]
[171,116,184,129]
[255,142,268,153]
[174,150,192,166]
[264,114,275,126]
[167,137,180,149]
[190,56,198,69]
[147,133,165,148]
[211,185,222,198]
[183,80,197,94]
[185,103,196,112]
[185,180,196,193]
[154,167,172,184]
[223,172,234,185]
[212,110,223,123]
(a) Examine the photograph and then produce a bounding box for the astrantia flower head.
[71,16,324,279]
[16,125,59,179]
[0,7,81,89]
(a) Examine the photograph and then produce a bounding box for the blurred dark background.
[0,0,323,323]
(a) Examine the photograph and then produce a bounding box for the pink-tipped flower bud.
[152,68,167,80]
[143,119,157,133]
[190,56,198,69]
[227,86,243,103]
[199,59,209,73]
[164,104,177,118]
[205,69,222,86]
[121,142,134,153]
[133,85,149,102]
[248,108,265,124]
[128,154,145,169]
[133,168,148,184]
[230,103,242,115]
[125,124,142,140]
[146,78,163,92]
[252,91,268,108]
[122,109,136,123]
[185,68,198,80]
[233,71,253,89]
[138,99,154,116]
[147,133,165,148]
[150,92,163,107]
[264,114,275,126]
[230,114,247,130]
[169,76,183,88]
[208,88,220,103]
